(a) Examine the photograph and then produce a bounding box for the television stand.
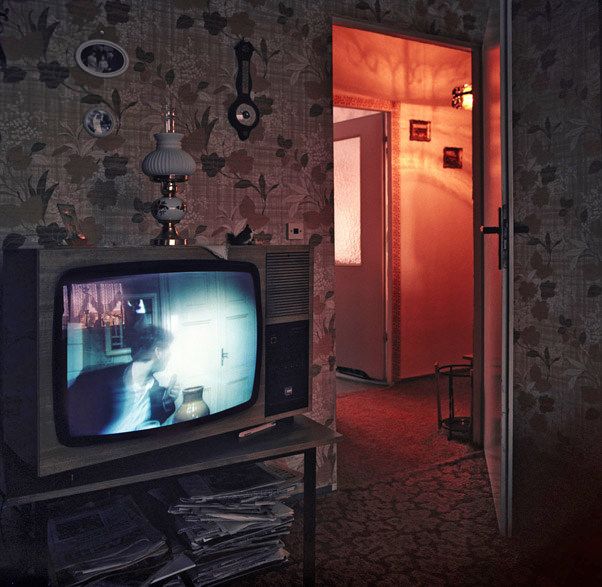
[0,416,341,585]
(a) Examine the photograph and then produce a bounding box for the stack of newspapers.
[168,462,302,585]
[47,495,169,586]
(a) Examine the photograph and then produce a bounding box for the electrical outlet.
[286,222,304,240]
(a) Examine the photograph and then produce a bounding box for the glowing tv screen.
[55,261,261,442]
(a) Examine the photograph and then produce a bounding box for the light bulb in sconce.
[141,106,196,246]
[451,84,473,110]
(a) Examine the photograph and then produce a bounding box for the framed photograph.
[443,147,463,168]
[409,120,431,142]
[75,39,129,78]
[83,107,116,138]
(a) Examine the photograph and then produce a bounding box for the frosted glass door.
[334,112,386,381]
[334,137,362,266]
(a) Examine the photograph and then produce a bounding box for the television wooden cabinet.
[0,416,341,585]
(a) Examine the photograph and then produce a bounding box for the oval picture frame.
[75,39,129,78]
[83,107,116,138]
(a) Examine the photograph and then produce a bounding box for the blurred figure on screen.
[67,325,183,436]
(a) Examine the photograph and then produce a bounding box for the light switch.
[286,222,304,240]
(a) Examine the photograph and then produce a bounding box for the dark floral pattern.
[200,152,226,177]
[105,0,130,24]
[102,154,128,179]
[64,154,97,184]
[0,0,495,494]
[203,11,227,35]
[3,66,27,83]
[87,178,118,209]
[36,222,67,246]
[512,0,601,475]
[37,61,69,88]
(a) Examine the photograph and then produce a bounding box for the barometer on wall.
[228,40,261,141]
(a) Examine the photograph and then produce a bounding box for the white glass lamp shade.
[141,132,196,177]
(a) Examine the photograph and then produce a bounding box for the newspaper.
[162,462,301,585]
[176,462,300,502]
[192,546,289,585]
[47,495,168,586]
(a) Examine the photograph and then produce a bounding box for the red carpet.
[335,376,474,489]
[245,456,602,586]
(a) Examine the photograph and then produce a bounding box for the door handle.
[221,348,229,366]
[480,207,504,269]
[481,209,530,270]
[481,223,529,234]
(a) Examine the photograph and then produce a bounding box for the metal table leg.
[303,447,316,586]
[435,363,442,429]
[448,368,454,440]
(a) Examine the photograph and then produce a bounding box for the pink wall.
[397,94,473,377]
[333,26,473,378]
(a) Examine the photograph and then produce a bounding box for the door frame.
[332,17,486,446]
[501,0,514,535]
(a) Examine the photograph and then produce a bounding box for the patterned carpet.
[242,453,601,586]
[241,454,535,586]
[239,378,602,586]
[335,377,473,489]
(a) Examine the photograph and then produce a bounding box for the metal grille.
[266,251,310,317]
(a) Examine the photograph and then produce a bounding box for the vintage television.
[1,245,312,476]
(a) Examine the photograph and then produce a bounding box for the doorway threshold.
[336,367,389,386]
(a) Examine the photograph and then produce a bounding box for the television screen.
[56,262,261,441]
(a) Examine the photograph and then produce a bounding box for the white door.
[334,112,386,381]
[216,273,258,413]
[162,272,257,415]
[482,0,513,536]
[164,272,221,402]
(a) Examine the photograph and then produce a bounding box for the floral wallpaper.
[0,0,487,488]
[512,0,601,474]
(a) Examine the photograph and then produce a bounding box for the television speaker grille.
[266,251,310,318]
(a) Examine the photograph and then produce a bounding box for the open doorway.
[332,23,481,488]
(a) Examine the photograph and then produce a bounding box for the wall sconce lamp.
[451,84,473,110]
[142,107,196,246]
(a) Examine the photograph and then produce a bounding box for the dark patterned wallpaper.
[1,0,599,498]
[0,0,486,487]
[512,0,601,475]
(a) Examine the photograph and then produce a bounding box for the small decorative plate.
[75,39,129,78]
[83,107,116,138]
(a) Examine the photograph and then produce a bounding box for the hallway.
[246,380,602,585]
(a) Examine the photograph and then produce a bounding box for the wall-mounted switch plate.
[286,222,304,240]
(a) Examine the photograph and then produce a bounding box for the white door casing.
[482,0,514,537]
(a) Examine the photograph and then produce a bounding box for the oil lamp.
[141,107,196,245]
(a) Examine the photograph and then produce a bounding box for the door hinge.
[384,332,388,343]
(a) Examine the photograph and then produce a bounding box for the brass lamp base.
[149,176,189,247]
[150,221,188,246]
